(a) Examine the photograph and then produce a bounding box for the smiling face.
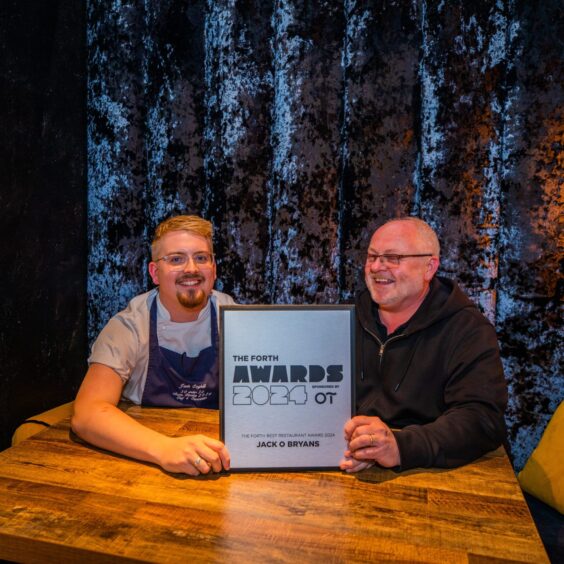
[148,230,217,321]
[365,220,439,315]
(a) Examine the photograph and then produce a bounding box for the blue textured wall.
[87,0,562,470]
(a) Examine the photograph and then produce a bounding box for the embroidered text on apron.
[141,296,219,408]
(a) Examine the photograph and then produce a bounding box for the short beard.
[176,289,207,310]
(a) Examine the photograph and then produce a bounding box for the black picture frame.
[220,304,355,471]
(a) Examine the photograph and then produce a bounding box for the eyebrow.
[165,248,211,254]
[367,248,404,254]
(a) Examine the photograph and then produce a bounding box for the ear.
[148,261,160,286]
[424,256,440,281]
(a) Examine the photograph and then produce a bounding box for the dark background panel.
[87,0,150,341]
[143,0,208,227]
[497,0,563,469]
[267,0,346,304]
[203,0,274,302]
[0,0,87,450]
[340,0,421,298]
[414,0,508,323]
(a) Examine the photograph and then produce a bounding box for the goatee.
[176,289,206,309]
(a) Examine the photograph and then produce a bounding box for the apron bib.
[141,296,219,408]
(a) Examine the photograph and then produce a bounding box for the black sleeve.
[394,315,508,470]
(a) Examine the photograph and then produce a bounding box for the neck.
[378,309,414,335]
[378,285,430,335]
[159,294,208,323]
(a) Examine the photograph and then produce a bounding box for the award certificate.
[220,305,355,471]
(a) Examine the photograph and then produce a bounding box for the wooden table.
[0,406,548,563]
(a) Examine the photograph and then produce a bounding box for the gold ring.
[369,434,376,445]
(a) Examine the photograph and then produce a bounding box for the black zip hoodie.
[355,276,508,470]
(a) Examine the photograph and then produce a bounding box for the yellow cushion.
[518,401,564,514]
[11,402,74,446]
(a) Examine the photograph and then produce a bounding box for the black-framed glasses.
[366,253,433,266]
[155,252,214,270]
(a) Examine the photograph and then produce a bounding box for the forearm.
[394,403,506,469]
[395,323,508,470]
[72,364,230,475]
[71,401,170,466]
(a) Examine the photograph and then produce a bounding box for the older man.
[340,217,508,472]
[72,215,234,476]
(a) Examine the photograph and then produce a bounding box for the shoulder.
[89,290,156,380]
[212,290,236,307]
[436,295,501,364]
[414,279,499,354]
[104,289,157,336]
[121,289,158,315]
[430,278,492,326]
[441,279,495,330]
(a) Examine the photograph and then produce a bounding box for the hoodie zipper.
[362,326,406,370]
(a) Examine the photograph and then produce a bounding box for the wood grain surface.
[0,405,548,563]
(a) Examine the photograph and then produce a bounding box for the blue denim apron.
[141,296,219,408]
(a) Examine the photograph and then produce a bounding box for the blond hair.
[151,215,214,259]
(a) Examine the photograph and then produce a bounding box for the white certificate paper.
[220,305,355,471]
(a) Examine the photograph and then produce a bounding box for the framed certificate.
[220,305,355,471]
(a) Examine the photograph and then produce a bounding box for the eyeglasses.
[366,253,433,266]
[155,252,214,270]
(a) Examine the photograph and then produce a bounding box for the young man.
[72,215,234,475]
[340,217,508,472]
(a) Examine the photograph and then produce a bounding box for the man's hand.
[339,415,400,472]
[156,434,231,476]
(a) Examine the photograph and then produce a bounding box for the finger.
[201,440,230,472]
[351,447,372,460]
[350,418,386,441]
[340,457,372,473]
[219,447,230,471]
[346,462,373,473]
[339,455,357,471]
[192,455,211,475]
[198,461,211,475]
[349,432,377,452]
[183,462,200,477]
[344,415,371,439]
[348,461,374,473]
[351,444,387,461]
[203,437,228,451]
[350,425,373,442]
[343,419,358,439]
[203,449,223,473]
[206,438,230,471]
[352,420,390,443]
[354,432,386,452]
[350,415,375,428]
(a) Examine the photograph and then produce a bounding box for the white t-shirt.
[88,288,235,404]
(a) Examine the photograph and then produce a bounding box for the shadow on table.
[354,464,450,485]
